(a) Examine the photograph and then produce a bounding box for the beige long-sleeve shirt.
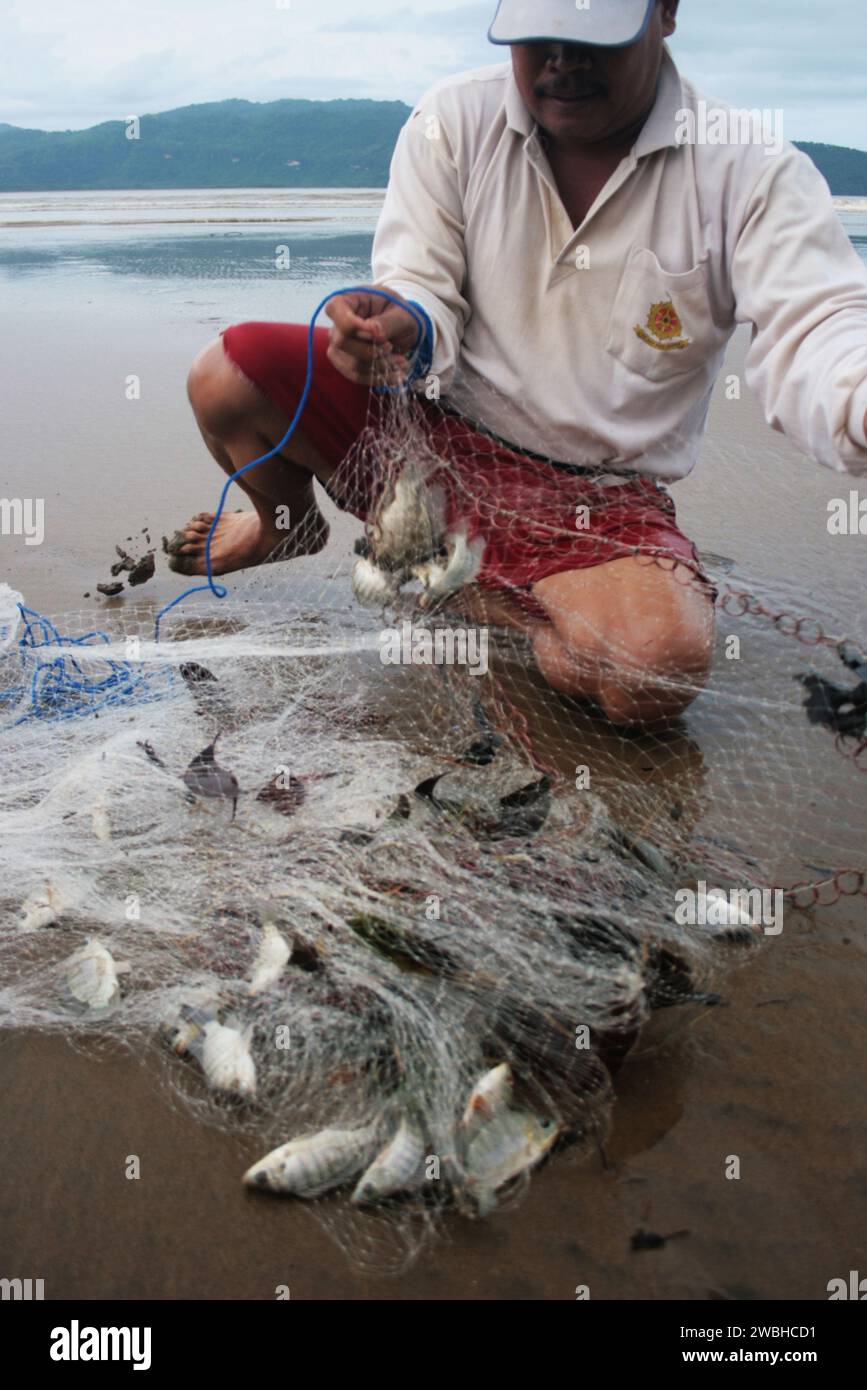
[371,47,867,480]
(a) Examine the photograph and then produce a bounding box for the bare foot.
[164,502,329,577]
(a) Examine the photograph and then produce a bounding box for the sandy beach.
[1,191,865,1300]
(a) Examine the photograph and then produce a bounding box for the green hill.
[0,99,865,193]
[0,99,411,190]
[793,142,867,196]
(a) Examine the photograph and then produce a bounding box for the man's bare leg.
[458,556,715,726]
[168,337,334,576]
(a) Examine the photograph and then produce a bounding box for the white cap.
[489,0,656,48]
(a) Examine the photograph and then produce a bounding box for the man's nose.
[546,43,594,71]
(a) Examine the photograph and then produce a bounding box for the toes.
[162,529,188,557]
[167,551,201,576]
[164,517,216,555]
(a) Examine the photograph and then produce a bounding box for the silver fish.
[351,555,400,608]
[466,1110,560,1214]
[248,920,290,995]
[244,1122,381,1196]
[415,528,485,608]
[180,1006,256,1098]
[698,550,736,574]
[371,466,446,567]
[703,887,759,929]
[66,938,129,1010]
[460,1062,513,1140]
[90,796,111,843]
[352,1113,427,1204]
[161,1014,202,1056]
[19,881,69,931]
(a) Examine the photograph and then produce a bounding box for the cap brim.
[488,0,656,48]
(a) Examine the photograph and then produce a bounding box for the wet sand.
[2,924,864,1300]
[2,272,866,1299]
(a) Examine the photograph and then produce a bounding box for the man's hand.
[325,287,423,387]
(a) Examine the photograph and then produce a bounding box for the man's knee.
[596,670,699,725]
[535,610,713,724]
[603,616,714,722]
[186,334,256,436]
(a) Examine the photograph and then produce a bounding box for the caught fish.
[352,1113,427,1204]
[161,1014,202,1056]
[256,772,307,817]
[459,735,502,767]
[495,776,552,839]
[90,796,111,843]
[179,661,233,721]
[416,770,502,823]
[248,920,291,995]
[243,1122,381,1196]
[644,945,722,1009]
[465,1110,560,1215]
[180,1006,256,1098]
[179,662,217,687]
[697,550,736,574]
[137,739,167,769]
[416,770,551,840]
[612,826,674,881]
[182,733,240,819]
[460,1062,513,1140]
[351,555,400,608]
[19,881,68,931]
[703,887,759,930]
[66,937,128,1011]
[370,465,446,568]
[414,528,485,609]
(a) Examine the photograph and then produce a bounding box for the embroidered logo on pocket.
[634,299,691,352]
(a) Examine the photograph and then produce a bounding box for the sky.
[0,0,865,148]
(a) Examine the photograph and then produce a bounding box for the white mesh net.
[1,384,865,1270]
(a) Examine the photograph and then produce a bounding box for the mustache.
[535,79,606,98]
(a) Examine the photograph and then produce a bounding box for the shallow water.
[1,190,866,1299]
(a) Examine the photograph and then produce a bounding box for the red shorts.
[221,321,710,618]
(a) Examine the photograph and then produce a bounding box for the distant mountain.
[0,100,865,194]
[0,99,411,190]
[794,142,867,196]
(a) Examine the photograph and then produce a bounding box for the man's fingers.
[325,292,420,353]
[329,328,392,365]
[327,341,409,387]
[325,295,387,341]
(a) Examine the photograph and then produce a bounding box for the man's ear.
[660,0,680,40]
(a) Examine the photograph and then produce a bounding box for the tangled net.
[1,386,865,1269]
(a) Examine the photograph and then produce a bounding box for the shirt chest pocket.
[605,246,728,383]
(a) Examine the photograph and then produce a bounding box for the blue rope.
[153,287,430,640]
[1,288,430,723]
[4,605,175,725]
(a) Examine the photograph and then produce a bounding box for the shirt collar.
[633,46,685,158]
[505,44,685,159]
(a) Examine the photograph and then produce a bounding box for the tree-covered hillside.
[0,100,865,194]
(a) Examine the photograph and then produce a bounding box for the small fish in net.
[1,393,865,1269]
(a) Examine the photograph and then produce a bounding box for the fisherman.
[169,0,867,725]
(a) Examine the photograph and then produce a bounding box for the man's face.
[510,1,679,147]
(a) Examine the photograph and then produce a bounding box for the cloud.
[0,0,863,147]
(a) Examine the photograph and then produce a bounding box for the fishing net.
[1,371,865,1271]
